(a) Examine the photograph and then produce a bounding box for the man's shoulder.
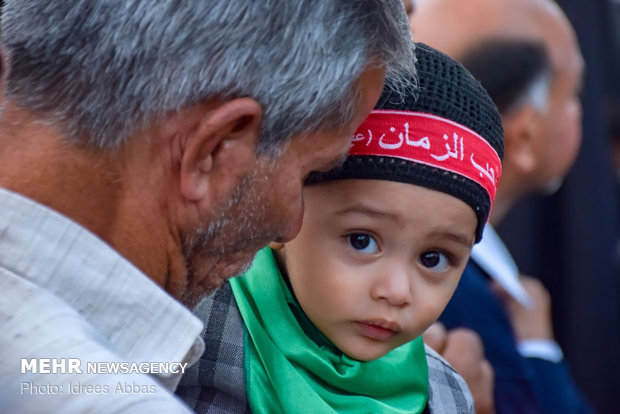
[0,269,192,413]
[425,345,475,414]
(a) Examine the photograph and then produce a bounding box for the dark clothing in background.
[440,261,592,414]
[498,0,620,412]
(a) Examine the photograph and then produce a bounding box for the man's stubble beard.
[180,168,273,306]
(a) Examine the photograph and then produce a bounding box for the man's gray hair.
[1,0,415,152]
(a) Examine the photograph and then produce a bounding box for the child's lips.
[357,319,401,341]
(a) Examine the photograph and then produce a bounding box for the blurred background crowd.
[495,0,619,411]
[423,0,620,411]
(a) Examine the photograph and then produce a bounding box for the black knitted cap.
[307,43,504,242]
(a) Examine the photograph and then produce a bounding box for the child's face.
[279,179,477,361]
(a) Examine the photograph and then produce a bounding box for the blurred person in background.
[494,0,620,410]
[412,0,594,412]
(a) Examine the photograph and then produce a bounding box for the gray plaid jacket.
[176,284,475,414]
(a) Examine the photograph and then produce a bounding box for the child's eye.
[347,233,379,254]
[419,250,450,272]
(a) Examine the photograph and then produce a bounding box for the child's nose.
[370,264,413,307]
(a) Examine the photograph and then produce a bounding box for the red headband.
[350,110,502,202]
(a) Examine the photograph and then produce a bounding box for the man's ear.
[178,98,262,203]
[502,105,541,175]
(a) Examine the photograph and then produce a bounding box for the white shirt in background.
[471,225,563,363]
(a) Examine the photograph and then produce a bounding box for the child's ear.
[502,104,541,175]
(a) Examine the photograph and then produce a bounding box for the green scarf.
[230,247,429,413]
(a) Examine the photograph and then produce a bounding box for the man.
[0,1,415,412]
[412,0,590,412]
